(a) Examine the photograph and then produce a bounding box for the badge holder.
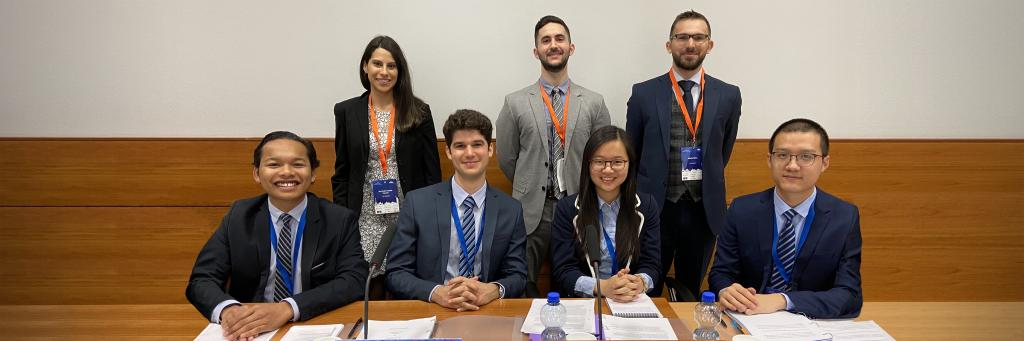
[680,146,703,181]
[371,179,400,214]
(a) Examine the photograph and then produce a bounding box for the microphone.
[363,224,397,339]
[585,225,605,340]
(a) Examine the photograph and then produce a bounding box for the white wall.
[1,0,1022,138]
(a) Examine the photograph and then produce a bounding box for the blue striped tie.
[273,213,294,301]
[458,196,477,277]
[770,209,798,292]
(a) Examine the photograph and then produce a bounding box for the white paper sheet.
[280,324,345,341]
[727,311,829,341]
[520,298,596,334]
[357,316,436,339]
[193,323,277,341]
[600,315,676,340]
[815,320,895,341]
[605,293,663,318]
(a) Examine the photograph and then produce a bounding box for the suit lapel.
[757,190,775,288]
[354,96,370,165]
[565,86,584,150]
[435,184,453,277]
[656,75,672,156]
[700,76,720,151]
[528,87,551,153]
[300,194,320,290]
[793,191,831,285]
[478,186,499,281]
[254,201,271,299]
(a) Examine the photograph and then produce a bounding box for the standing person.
[186,131,367,340]
[497,15,612,297]
[386,109,527,311]
[709,118,862,318]
[333,35,441,299]
[626,10,742,300]
[550,126,661,301]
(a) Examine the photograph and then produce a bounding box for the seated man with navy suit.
[386,109,528,311]
[186,131,367,340]
[709,118,862,318]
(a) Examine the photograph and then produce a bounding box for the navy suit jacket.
[185,193,368,321]
[550,193,662,297]
[385,182,528,300]
[709,188,863,318]
[625,72,741,235]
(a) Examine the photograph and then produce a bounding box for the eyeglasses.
[770,152,823,167]
[590,159,628,170]
[671,33,710,43]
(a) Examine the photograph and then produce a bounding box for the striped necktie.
[548,88,565,199]
[770,209,798,292]
[273,213,295,301]
[458,196,477,277]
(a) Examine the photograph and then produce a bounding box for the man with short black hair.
[709,118,863,318]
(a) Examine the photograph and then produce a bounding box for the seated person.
[186,131,368,340]
[550,125,661,302]
[709,118,862,318]
[386,109,527,311]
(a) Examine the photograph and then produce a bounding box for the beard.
[540,50,569,72]
[673,50,706,71]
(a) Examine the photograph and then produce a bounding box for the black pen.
[347,317,363,339]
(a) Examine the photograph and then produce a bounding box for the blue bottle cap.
[701,291,716,303]
[547,292,561,304]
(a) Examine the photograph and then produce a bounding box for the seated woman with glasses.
[550,125,662,302]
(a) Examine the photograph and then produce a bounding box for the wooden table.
[670,301,1024,340]
[1,301,1020,340]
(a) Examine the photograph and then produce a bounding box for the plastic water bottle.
[693,291,722,340]
[540,292,567,340]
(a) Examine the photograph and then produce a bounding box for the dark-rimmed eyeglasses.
[770,152,823,167]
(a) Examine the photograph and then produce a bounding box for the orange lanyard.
[368,96,396,174]
[538,81,571,146]
[668,69,705,143]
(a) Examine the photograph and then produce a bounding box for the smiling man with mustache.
[626,10,743,301]
[496,15,612,298]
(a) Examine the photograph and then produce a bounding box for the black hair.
[670,10,711,37]
[252,131,320,169]
[359,35,427,132]
[442,109,492,148]
[769,118,831,156]
[534,15,571,43]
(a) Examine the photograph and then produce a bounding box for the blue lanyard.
[770,203,815,284]
[268,208,307,295]
[599,206,618,275]
[450,196,486,275]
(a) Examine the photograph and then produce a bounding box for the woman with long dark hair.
[332,36,441,299]
[550,125,661,301]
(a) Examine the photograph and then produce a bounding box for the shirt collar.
[539,77,570,96]
[597,195,621,212]
[671,68,703,87]
[773,187,816,219]
[267,195,308,224]
[452,177,487,207]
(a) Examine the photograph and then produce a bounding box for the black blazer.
[332,92,442,215]
[185,193,368,321]
[550,193,662,297]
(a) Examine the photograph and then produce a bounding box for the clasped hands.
[219,301,293,341]
[598,268,646,302]
[718,283,787,315]
[431,276,501,312]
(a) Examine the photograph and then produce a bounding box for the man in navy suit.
[626,10,742,299]
[386,109,528,311]
[709,118,863,318]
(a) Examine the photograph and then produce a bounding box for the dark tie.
[273,213,295,301]
[548,89,565,199]
[679,80,696,116]
[458,196,477,277]
[770,209,798,292]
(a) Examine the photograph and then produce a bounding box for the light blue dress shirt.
[773,187,817,310]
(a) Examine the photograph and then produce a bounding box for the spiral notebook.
[605,293,663,318]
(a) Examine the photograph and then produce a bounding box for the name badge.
[554,157,566,194]
[371,179,399,214]
[680,146,703,181]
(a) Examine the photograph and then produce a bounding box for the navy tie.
[679,80,696,115]
[458,196,477,277]
[273,213,295,301]
[770,209,798,292]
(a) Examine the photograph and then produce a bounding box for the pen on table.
[347,317,363,339]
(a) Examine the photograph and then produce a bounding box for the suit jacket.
[385,182,528,300]
[550,193,662,297]
[625,73,741,235]
[185,193,368,321]
[708,188,863,318]
[332,92,442,214]
[496,82,611,233]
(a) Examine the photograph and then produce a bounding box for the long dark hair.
[358,35,426,132]
[574,125,642,272]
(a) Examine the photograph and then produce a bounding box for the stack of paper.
[605,294,663,318]
[357,316,436,339]
[601,315,676,340]
[728,311,896,341]
[520,299,596,335]
[280,324,345,341]
[193,324,277,341]
[814,320,895,341]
